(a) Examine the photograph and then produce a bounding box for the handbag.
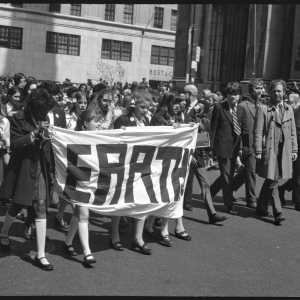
[196,132,210,148]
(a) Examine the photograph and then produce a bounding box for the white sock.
[65,216,78,246]
[78,221,91,257]
[35,219,49,264]
[1,211,16,238]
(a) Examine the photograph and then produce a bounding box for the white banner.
[51,125,198,219]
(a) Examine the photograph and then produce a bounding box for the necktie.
[231,105,241,136]
[278,104,283,121]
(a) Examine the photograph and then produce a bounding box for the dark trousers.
[257,144,283,217]
[184,166,216,216]
[292,158,300,204]
[210,153,257,204]
[216,156,237,206]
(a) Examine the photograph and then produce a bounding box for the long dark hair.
[156,92,183,124]
[20,79,38,103]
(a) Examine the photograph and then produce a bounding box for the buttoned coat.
[253,101,298,180]
[114,112,150,128]
[0,109,54,206]
[210,101,249,158]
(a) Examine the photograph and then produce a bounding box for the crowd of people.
[0,71,299,272]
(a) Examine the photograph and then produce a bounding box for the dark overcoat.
[0,109,54,206]
[254,101,298,180]
[114,113,150,129]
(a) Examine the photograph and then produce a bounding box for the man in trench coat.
[254,79,298,224]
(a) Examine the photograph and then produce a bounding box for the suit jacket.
[239,96,261,154]
[210,100,249,159]
[114,113,150,129]
[53,106,67,128]
[0,109,54,206]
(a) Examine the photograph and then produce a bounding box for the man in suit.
[216,79,263,208]
[210,81,249,215]
[254,79,298,224]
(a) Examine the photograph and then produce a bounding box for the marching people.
[0,88,55,270]
[254,79,298,224]
[210,81,249,215]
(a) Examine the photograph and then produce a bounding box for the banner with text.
[52,125,198,219]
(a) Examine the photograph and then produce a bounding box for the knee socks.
[1,211,16,237]
[78,221,91,256]
[35,218,46,259]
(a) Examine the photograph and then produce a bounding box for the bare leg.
[133,218,146,245]
[160,218,169,235]
[145,215,155,232]
[111,216,121,244]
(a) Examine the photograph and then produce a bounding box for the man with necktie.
[210,81,249,215]
[254,79,298,224]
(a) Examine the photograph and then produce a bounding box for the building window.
[102,39,132,61]
[171,10,177,31]
[46,32,80,56]
[105,4,115,21]
[123,4,134,24]
[11,3,23,8]
[49,4,61,13]
[70,4,81,16]
[0,25,22,50]
[151,46,174,66]
[154,7,164,29]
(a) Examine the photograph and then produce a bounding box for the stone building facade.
[173,4,299,94]
[0,3,177,87]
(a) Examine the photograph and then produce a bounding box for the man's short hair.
[248,78,264,93]
[270,79,286,91]
[224,81,242,95]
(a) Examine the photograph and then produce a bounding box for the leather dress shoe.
[246,202,257,209]
[34,256,53,271]
[62,243,77,256]
[24,224,35,240]
[49,203,59,209]
[227,205,238,215]
[183,203,193,211]
[158,231,172,246]
[255,209,270,217]
[174,230,192,241]
[131,240,152,254]
[55,217,69,230]
[83,254,96,267]
[119,217,130,229]
[110,240,124,251]
[295,203,300,211]
[274,214,285,225]
[154,218,162,227]
[209,214,228,224]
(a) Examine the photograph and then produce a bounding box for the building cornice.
[0,4,176,41]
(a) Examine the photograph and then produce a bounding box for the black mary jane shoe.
[174,230,192,241]
[110,240,124,251]
[131,240,152,255]
[34,256,54,271]
[83,254,96,267]
[62,243,77,256]
[0,236,10,251]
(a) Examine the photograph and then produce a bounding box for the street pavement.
[0,167,300,296]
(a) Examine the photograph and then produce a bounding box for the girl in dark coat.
[0,89,55,271]
[145,92,192,245]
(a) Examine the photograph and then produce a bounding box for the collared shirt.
[132,113,145,127]
[228,101,237,115]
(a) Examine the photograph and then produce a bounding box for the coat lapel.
[246,101,256,119]
[222,101,233,124]
[128,113,137,126]
[282,103,292,124]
